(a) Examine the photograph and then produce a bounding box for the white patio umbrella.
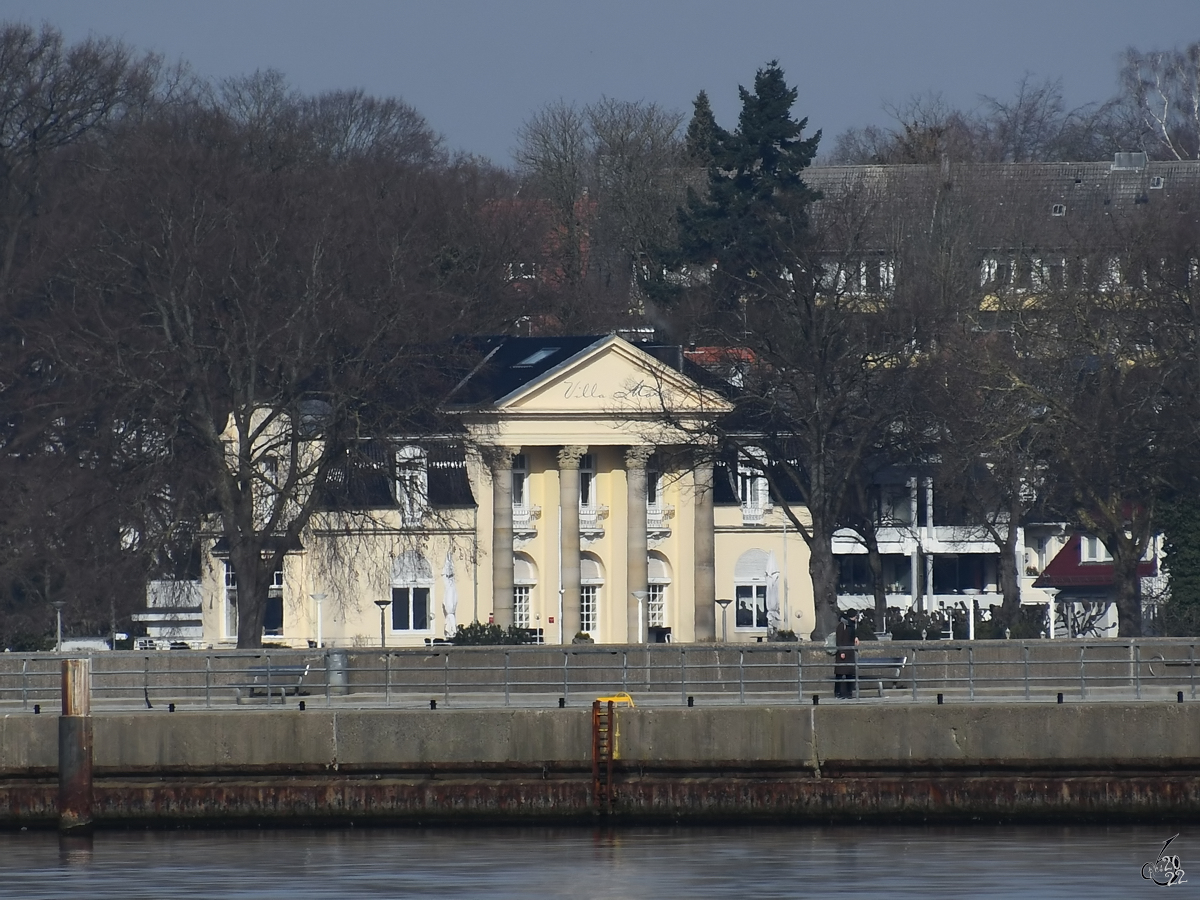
[442,552,458,639]
[765,551,782,633]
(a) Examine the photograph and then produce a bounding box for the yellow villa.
[197,335,816,648]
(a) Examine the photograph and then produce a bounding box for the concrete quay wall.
[2,704,1199,824]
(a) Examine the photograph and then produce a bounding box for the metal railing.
[1,640,1197,711]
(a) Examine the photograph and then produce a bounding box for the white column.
[490,447,520,628]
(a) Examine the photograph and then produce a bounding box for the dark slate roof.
[444,336,609,407]
[444,335,699,408]
[803,158,1200,253]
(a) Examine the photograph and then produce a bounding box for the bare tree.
[1119,42,1200,159]
[30,79,519,648]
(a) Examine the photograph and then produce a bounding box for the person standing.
[834,610,860,699]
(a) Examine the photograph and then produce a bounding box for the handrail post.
[205,655,212,708]
[622,651,628,693]
[738,650,745,704]
[968,645,975,701]
[680,649,687,705]
[21,658,27,710]
[562,651,569,703]
[265,655,273,704]
[384,652,391,705]
[1023,644,1030,701]
[1191,644,1196,701]
[504,650,511,707]
[797,647,803,703]
[1134,642,1141,700]
[911,647,918,701]
[444,652,450,707]
[1079,645,1087,700]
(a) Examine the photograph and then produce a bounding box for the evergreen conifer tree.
[684,90,721,165]
[679,61,821,306]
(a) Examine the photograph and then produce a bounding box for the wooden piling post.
[58,658,93,833]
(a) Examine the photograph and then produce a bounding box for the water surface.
[0,824,1185,898]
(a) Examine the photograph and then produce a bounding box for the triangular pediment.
[494,336,730,418]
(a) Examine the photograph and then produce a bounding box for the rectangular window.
[647,469,660,506]
[735,584,768,629]
[648,584,666,628]
[392,587,431,631]
[513,585,531,629]
[579,454,595,509]
[224,561,238,639]
[264,567,284,636]
[396,445,428,526]
[224,561,284,638]
[581,585,598,635]
[511,453,528,508]
[1081,536,1112,563]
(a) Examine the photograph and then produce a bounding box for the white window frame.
[396,445,428,526]
[734,583,769,630]
[391,585,433,632]
[579,453,596,511]
[513,585,531,629]
[1081,535,1112,563]
[223,561,238,640]
[580,585,599,635]
[648,583,666,628]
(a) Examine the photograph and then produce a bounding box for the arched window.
[513,552,538,630]
[733,549,769,629]
[648,552,672,628]
[580,553,605,637]
[391,551,433,632]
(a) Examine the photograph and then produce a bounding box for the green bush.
[452,622,536,645]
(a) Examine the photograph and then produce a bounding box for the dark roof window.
[514,347,560,367]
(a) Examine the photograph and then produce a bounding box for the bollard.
[812,695,819,706]
[937,693,943,705]
[1057,692,1064,704]
[33,703,40,715]
[687,695,694,708]
[558,697,565,708]
[1179,691,1185,704]
[58,658,93,834]
[299,700,306,711]
[430,699,437,710]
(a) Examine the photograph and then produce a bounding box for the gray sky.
[3,0,1197,164]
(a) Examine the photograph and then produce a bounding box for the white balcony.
[741,502,765,526]
[513,504,540,539]
[647,503,674,539]
[580,504,608,538]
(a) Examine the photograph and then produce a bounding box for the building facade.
[196,335,817,648]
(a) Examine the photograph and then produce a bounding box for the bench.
[854,656,908,697]
[234,663,310,704]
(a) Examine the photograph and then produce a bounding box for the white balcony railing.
[580,504,608,538]
[512,504,540,539]
[647,503,674,538]
[741,502,765,526]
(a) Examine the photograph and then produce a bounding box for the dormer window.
[396,445,428,525]
[1051,204,1066,217]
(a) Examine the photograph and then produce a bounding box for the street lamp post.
[51,601,66,652]
[374,598,392,648]
[310,593,327,648]
[631,590,648,644]
[717,598,732,643]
